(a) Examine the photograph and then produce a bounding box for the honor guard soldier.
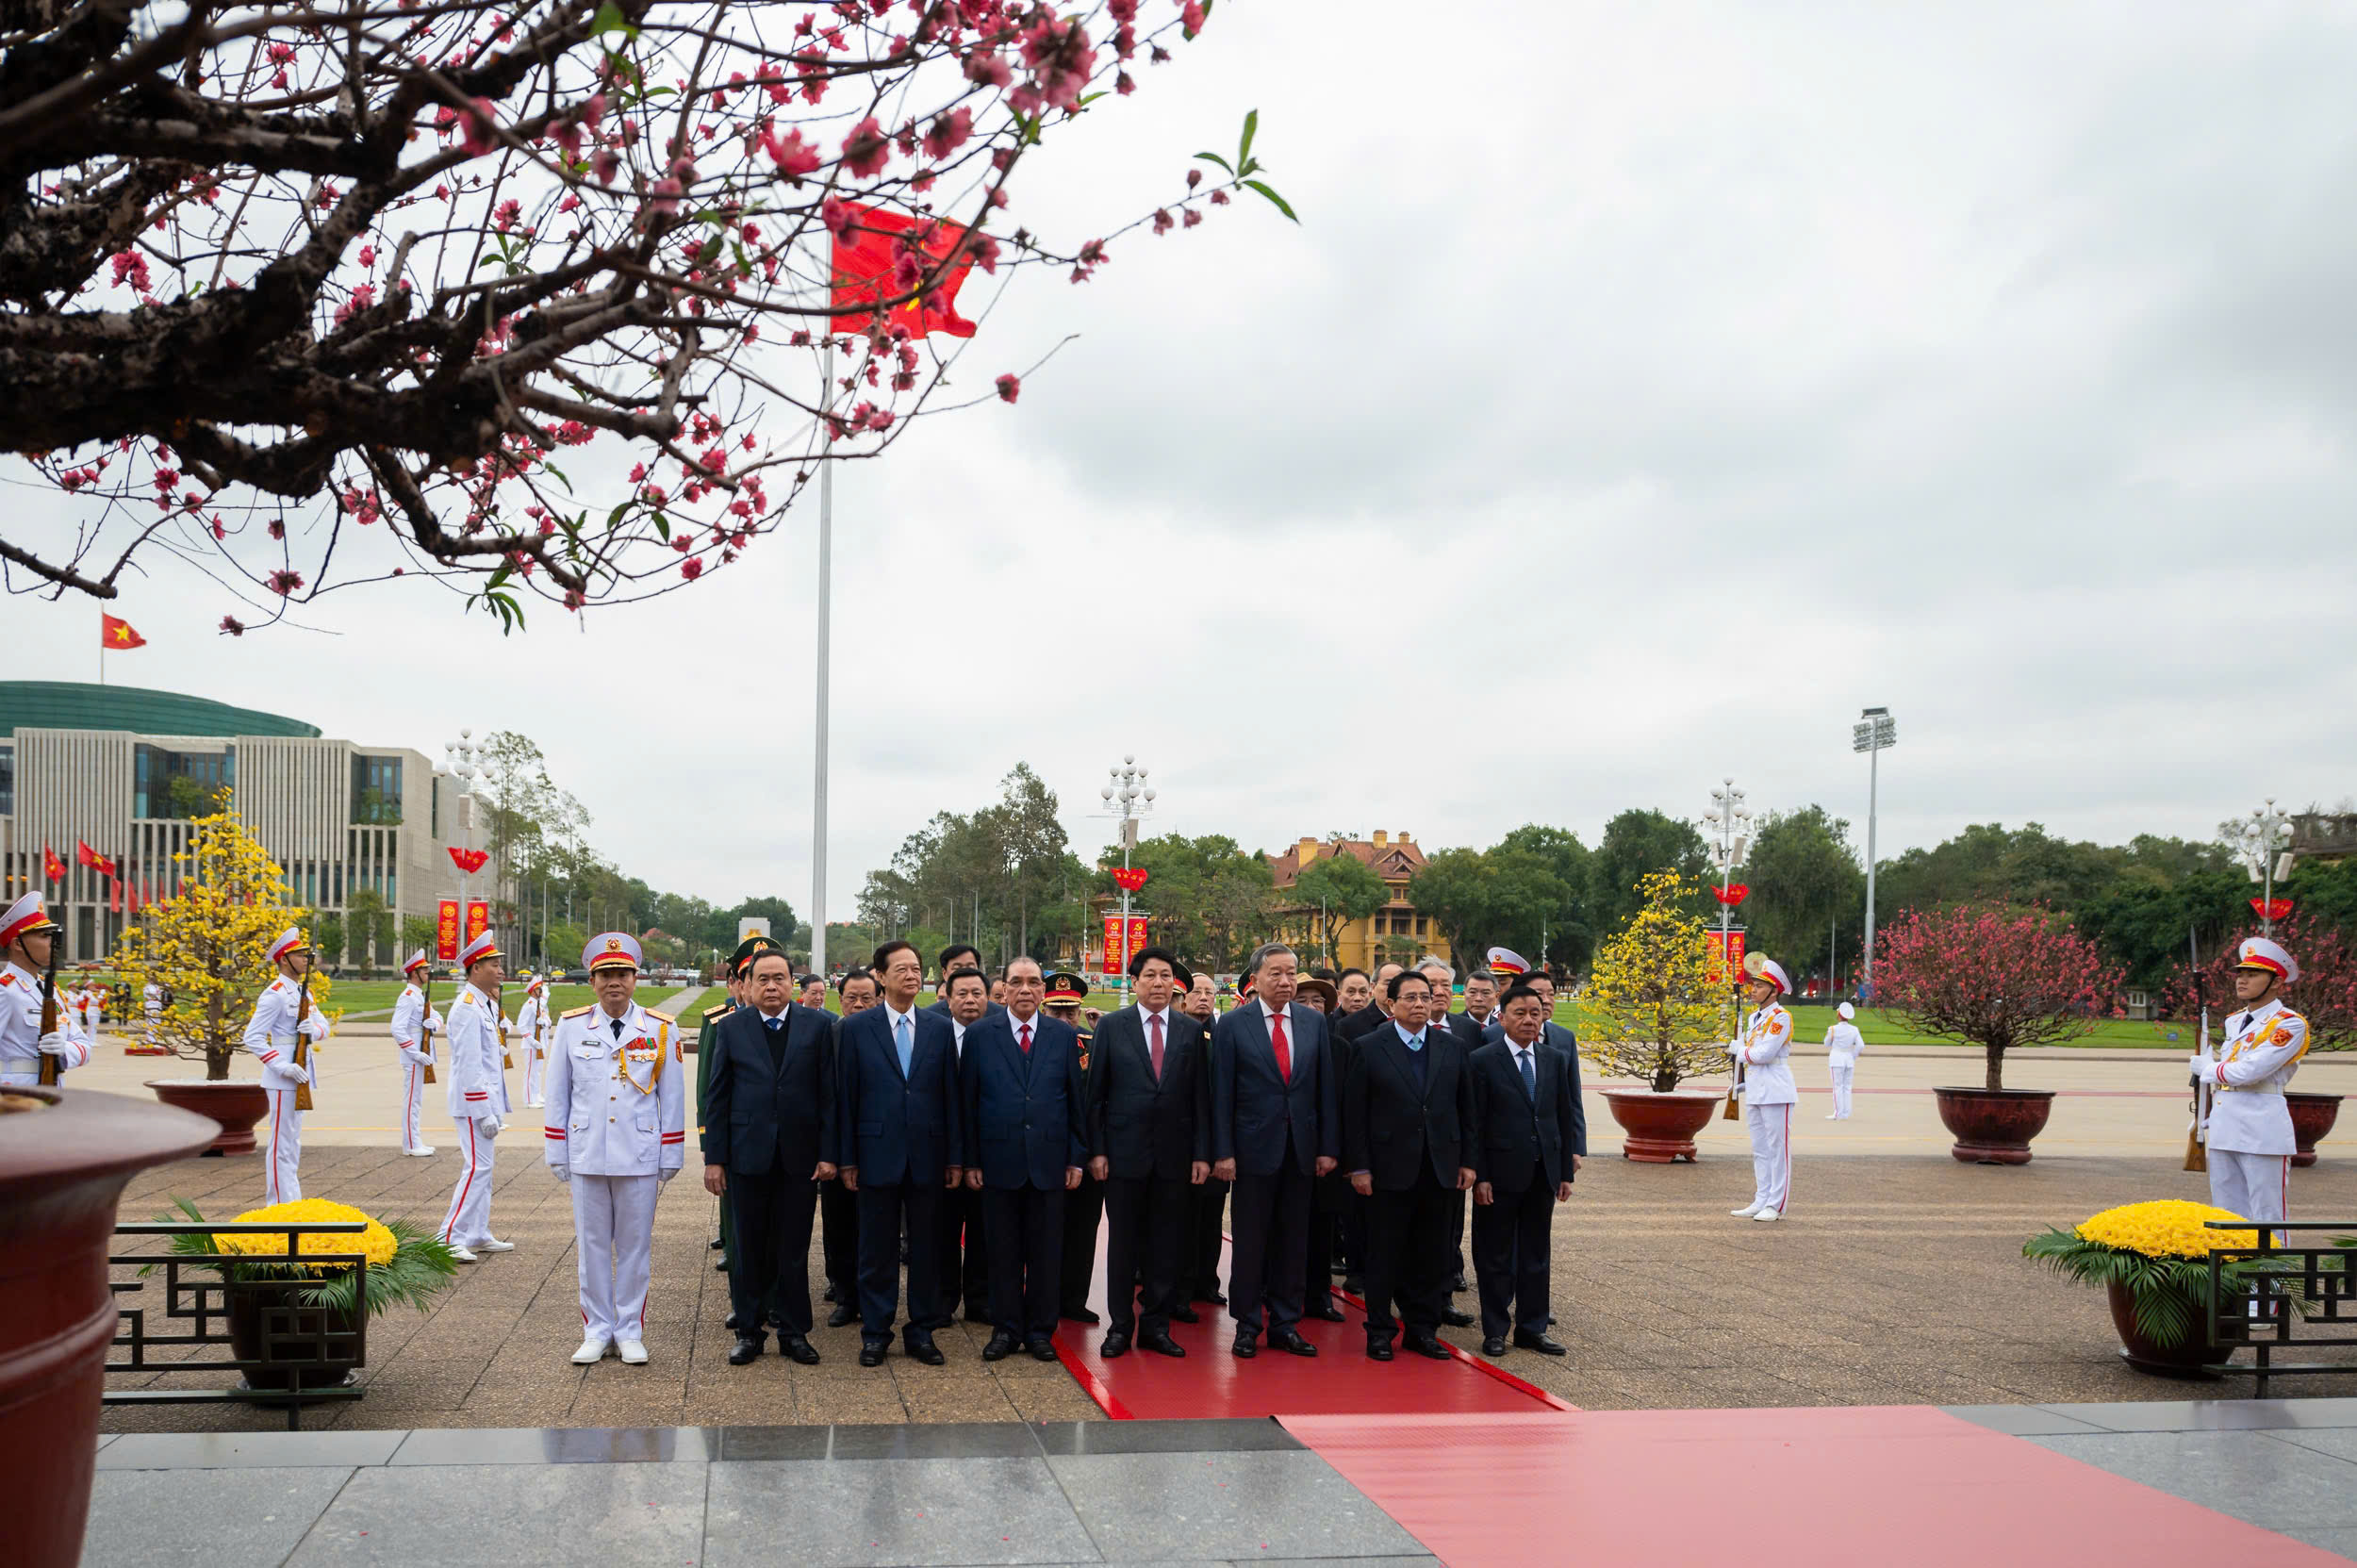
[548,933,686,1364]
[516,974,554,1108]
[0,893,90,1087]
[390,949,442,1156]
[2198,937,2310,1225]
[1047,971,1107,1326]
[438,930,514,1262]
[241,928,331,1206]
[1729,957,1796,1221]
[1824,1001,1865,1120]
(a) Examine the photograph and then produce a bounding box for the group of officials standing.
[698,933,1589,1366]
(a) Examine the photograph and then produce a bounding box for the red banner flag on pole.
[42,845,65,883]
[76,840,116,878]
[101,614,147,650]
[830,204,980,339]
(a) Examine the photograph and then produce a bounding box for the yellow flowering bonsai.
[1576,869,1733,1092]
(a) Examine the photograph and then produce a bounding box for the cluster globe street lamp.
[2224,799,2294,936]
[1100,757,1155,1006]
[1702,779,1752,992]
[444,731,479,962]
[1853,707,1897,998]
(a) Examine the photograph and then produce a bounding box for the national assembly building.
[0,682,466,965]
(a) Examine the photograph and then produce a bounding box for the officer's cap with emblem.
[730,933,781,976]
[1837,1001,1855,1021]
[523,971,546,993]
[403,949,431,975]
[1487,946,1528,979]
[1044,971,1088,1007]
[0,890,62,949]
[2235,936,2300,986]
[458,929,503,968]
[264,927,312,965]
[585,932,642,973]
[1744,953,1791,996]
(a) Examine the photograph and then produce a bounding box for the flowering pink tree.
[0,0,1290,630]
[2161,912,2357,1052]
[1873,903,2123,1090]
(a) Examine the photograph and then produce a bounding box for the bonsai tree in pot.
[1875,902,2121,1163]
[2164,913,2354,1165]
[1579,870,1735,1161]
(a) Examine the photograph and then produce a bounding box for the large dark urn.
[225,1289,366,1395]
[1933,1085,2057,1164]
[2106,1280,2229,1378]
[0,1087,217,1568]
[2286,1092,2343,1169]
[144,1078,271,1156]
[1602,1090,1723,1164]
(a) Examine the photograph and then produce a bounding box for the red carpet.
[1054,1234,1567,1420]
[1280,1406,2352,1568]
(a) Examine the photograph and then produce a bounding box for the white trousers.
[573,1174,660,1343]
[1827,1062,1854,1118]
[2209,1148,2289,1226]
[1745,1101,1791,1214]
[264,1089,304,1206]
[440,1117,498,1246]
[402,1063,431,1152]
[522,1047,546,1105]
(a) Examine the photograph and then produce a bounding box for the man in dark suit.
[926,944,1007,1022]
[1469,981,1579,1357]
[701,949,833,1365]
[1177,970,1228,1306]
[928,965,994,1325]
[836,941,963,1367]
[1446,968,1499,1048]
[1335,962,1403,1042]
[1210,942,1339,1359]
[1344,968,1475,1361]
[819,966,880,1325]
[1437,958,1500,1306]
[1088,947,1209,1358]
[960,956,1087,1362]
[1514,968,1589,1167]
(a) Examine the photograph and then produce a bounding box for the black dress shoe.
[1451,1274,1469,1292]
[709,1235,726,1250]
[1061,1307,1101,1325]
[1441,1307,1475,1328]
[1405,1333,1453,1361]
[981,1331,1018,1362]
[1231,1328,1259,1359]
[827,1303,858,1329]
[857,1342,887,1367]
[1195,1289,1228,1307]
[1513,1331,1568,1356]
[724,1310,741,1332]
[1365,1338,1394,1362]
[1099,1331,1132,1359]
[1169,1303,1200,1324]
[1481,1336,1508,1357]
[904,1336,946,1366]
[1307,1298,1348,1323]
[781,1334,821,1364]
[1269,1329,1319,1358]
[714,1256,730,1272]
[821,1282,839,1303]
[1140,1330,1187,1358]
[1343,1275,1364,1296]
[727,1334,766,1366]
[1027,1338,1059,1362]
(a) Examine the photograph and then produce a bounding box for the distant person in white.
[1823,1002,1864,1120]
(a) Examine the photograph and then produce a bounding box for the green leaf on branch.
[542,462,571,493]
[1193,152,1233,174]
[590,1,637,40]
[1243,180,1298,223]
[1238,108,1258,167]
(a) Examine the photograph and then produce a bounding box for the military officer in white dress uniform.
[437,930,514,1263]
[389,949,442,1157]
[547,932,685,1365]
[0,893,90,1087]
[1729,957,1797,1221]
[1823,1001,1864,1120]
[241,927,332,1206]
[516,973,554,1108]
[2198,937,2311,1225]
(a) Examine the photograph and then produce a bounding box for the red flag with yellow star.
[100,614,146,651]
[830,205,979,339]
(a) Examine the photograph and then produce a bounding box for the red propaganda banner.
[1706,928,1748,988]
[465,900,491,946]
[1126,916,1149,964]
[1100,916,1126,977]
[1710,883,1750,907]
[2250,898,2294,921]
[1110,867,1149,893]
[436,900,461,960]
[448,847,490,875]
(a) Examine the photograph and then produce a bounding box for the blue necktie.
[1518,1047,1537,1100]
[895,1015,913,1076]
[766,1016,782,1032]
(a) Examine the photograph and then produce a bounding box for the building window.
[353,755,403,825]
[136,745,233,819]
[0,743,11,816]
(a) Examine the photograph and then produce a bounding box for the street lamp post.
[2224,799,2293,936]
[1098,757,1155,1007]
[1852,707,1897,999]
[444,731,479,965]
[1703,778,1752,986]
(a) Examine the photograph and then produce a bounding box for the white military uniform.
[388,966,442,1156]
[1824,1015,1864,1120]
[241,967,330,1206]
[2203,998,2309,1225]
[142,982,163,1048]
[0,962,91,1086]
[438,968,514,1253]
[1731,987,1796,1219]
[515,982,553,1107]
[546,996,686,1357]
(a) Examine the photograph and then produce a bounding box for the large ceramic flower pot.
[2105,1279,2229,1378]
[1933,1085,2056,1164]
[144,1078,270,1156]
[0,1087,217,1568]
[225,1287,366,1396]
[2286,1092,2342,1169]
[1602,1089,1723,1164]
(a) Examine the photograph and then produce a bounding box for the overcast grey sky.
[11,1,2356,916]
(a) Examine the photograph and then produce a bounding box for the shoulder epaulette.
[702,1002,732,1020]
[561,1004,594,1019]
[645,1009,675,1024]
[0,973,13,988]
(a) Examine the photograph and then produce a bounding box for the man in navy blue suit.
[1210,942,1339,1359]
[960,956,1087,1363]
[837,940,964,1367]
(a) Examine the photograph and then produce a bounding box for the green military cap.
[730,933,783,975]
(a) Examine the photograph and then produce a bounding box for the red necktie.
[1149,1013,1164,1081]
[1269,1009,1291,1082]
[1018,1021,1032,1056]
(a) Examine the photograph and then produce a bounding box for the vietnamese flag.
[101,613,147,651]
[830,204,979,339]
[42,845,65,883]
[76,840,116,878]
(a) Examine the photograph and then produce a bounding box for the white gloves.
[478,1114,503,1137]
[2189,1055,2215,1080]
[37,1032,71,1056]
[303,1015,330,1041]
[280,1062,313,1085]
[551,1164,570,1183]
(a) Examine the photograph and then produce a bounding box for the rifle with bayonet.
[35,937,61,1087]
[2184,926,2210,1173]
[293,966,317,1112]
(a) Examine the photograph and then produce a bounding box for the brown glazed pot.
[225,1288,366,1395]
[2105,1279,2228,1378]
[1933,1085,2056,1164]
[0,1087,217,1568]
[2286,1092,2343,1169]
[144,1079,270,1156]
[1602,1089,1723,1164]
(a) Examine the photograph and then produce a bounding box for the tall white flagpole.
[810,335,833,983]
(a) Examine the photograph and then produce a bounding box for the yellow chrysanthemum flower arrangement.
[2024,1198,2290,1353]
[213,1200,400,1269]
[156,1196,459,1319]
[2073,1200,2258,1260]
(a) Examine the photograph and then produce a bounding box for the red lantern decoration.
[2251,897,2294,921]
[1711,883,1750,907]
[447,847,490,875]
[1111,867,1150,893]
